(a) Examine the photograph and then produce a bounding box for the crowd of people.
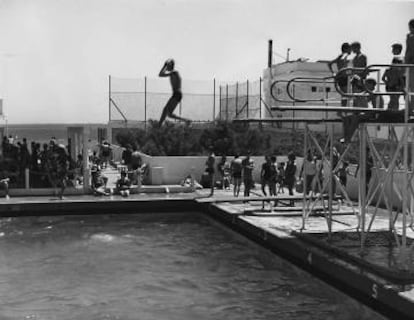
[202,151,301,202]
[90,143,148,197]
[201,146,357,204]
[0,136,79,199]
[0,136,143,199]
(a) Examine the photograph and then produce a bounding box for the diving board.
[271,105,390,113]
[233,118,342,123]
[196,194,343,204]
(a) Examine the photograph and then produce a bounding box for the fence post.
[213,78,216,122]
[144,76,147,131]
[246,79,249,119]
[226,84,229,122]
[259,77,262,120]
[219,86,222,121]
[108,75,111,122]
[236,82,239,118]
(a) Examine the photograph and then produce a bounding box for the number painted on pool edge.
[372,283,378,299]
[307,252,312,264]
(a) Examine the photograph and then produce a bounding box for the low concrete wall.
[145,155,303,185]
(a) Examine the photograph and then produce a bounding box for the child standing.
[382,43,404,110]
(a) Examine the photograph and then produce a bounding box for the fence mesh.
[218,80,262,120]
[110,77,222,122]
[110,76,264,123]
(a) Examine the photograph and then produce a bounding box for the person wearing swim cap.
[158,59,191,127]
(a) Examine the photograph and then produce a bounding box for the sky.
[0,0,413,124]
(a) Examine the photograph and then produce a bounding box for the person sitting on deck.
[115,170,131,197]
[336,161,349,188]
[0,167,10,200]
[91,164,109,196]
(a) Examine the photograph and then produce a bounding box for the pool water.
[0,213,386,320]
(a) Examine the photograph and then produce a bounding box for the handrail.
[285,76,339,103]
[270,79,296,104]
[334,67,369,98]
[269,63,414,109]
[362,64,414,96]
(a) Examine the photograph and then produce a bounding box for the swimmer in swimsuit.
[158,59,191,127]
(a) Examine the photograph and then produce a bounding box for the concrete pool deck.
[0,188,413,318]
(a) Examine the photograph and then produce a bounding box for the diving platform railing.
[267,64,414,120]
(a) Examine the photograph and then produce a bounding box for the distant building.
[262,60,341,131]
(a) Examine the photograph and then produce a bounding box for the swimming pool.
[0,213,385,320]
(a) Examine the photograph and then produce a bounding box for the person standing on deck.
[260,156,272,196]
[205,148,215,197]
[217,155,230,190]
[351,42,368,108]
[405,19,414,116]
[300,151,317,195]
[328,42,352,106]
[382,43,404,111]
[158,59,191,127]
[242,152,254,197]
[230,155,242,197]
[285,152,297,206]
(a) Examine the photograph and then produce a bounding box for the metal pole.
[226,84,229,122]
[359,124,367,252]
[328,124,334,239]
[144,76,147,131]
[213,78,216,122]
[268,40,273,68]
[302,124,308,230]
[259,77,262,120]
[405,67,410,123]
[236,82,239,117]
[246,79,249,119]
[286,48,291,62]
[108,75,112,122]
[402,126,408,255]
[292,84,296,131]
[219,86,222,121]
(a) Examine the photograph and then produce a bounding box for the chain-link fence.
[109,76,219,124]
[109,76,272,126]
[218,79,264,121]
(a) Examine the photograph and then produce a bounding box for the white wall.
[145,155,303,185]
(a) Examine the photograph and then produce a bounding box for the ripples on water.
[0,213,386,320]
